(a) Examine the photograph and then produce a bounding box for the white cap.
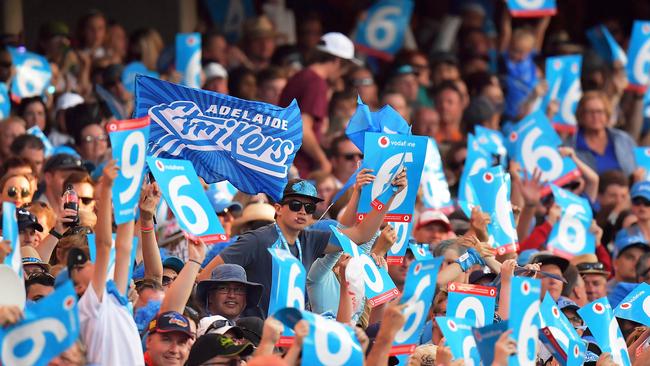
[197,315,243,337]
[317,32,359,62]
[55,92,84,112]
[415,209,452,231]
[203,62,228,81]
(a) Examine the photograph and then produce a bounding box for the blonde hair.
[576,90,612,127]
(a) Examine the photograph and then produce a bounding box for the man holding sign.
[201,174,407,317]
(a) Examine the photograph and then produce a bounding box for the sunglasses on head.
[7,186,30,198]
[576,262,604,272]
[632,197,650,207]
[341,153,364,161]
[283,199,316,214]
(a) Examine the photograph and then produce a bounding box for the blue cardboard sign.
[358,133,427,223]
[176,33,202,89]
[135,75,302,202]
[507,0,557,17]
[474,126,508,167]
[107,117,151,224]
[469,166,519,255]
[508,276,542,366]
[586,25,627,66]
[2,202,21,279]
[146,157,227,243]
[87,234,138,294]
[202,0,255,43]
[267,248,306,346]
[436,316,481,366]
[122,61,159,95]
[386,221,413,265]
[26,126,54,157]
[539,293,583,366]
[458,133,491,216]
[391,257,442,355]
[547,185,595,258]
[473,321,509,366]
[546,55,582,133]
[626,21,650,93]
[635,147,650,181]
[614,282,650,327]
[330,226,399,307]
[8,47,52,98]
[0,280,79,366]
[346,97,411,152]
[408,242,433,262]
[274,308,363,366]
[508,109,580,194]
[354,0,414,59]
[0,82,9,119]
[447,282,497,327]
[578,298,631,366]
[420,138,454,212]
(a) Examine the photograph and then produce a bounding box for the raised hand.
[374,224,397,254]
[520,168,543,207]
[493,329,517,366]
[0,305,23,326]
[354,168,375,192]
[546,203,562,226]
[186,235,207,265]
[470,207,491,242]
[139,182,162,221]
[391,168,408,194]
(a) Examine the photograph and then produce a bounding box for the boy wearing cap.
[16,207,44,247]
[145,311,194,366]
[38,153,85,206]
[631,181,650,242]
[608,227,650,291]
[530,251,569,301]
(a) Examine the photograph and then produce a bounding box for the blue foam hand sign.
[176,33,202,88]
[545,55,583,133]
[408,241,433,262]
[626,21,650,93]
[547,184,596,258]
[87,234,139,294]
[203,0,254,43]
[135,75,302,202]
[2,202,21,279]
[469,166,519,255]
[420,138,454,211]
[358,133,427,223]
[122,62,159,94]
[274,308,364,366]
[508,276,542,366]
[26,126,54,157]
[267,248,306,346]
[458,133,491,217]
[578,298,631,366]
[354,0,414,59]
[435,316,481,365]
[146,157,227,243]
[391,257,442,355]
[587,25,627,66]
[507,0,557,17]
[447,282,497,327]
[0,82,9,119]
[474,126,508,167]
[0,280,79,366]
[8,47,52,98]
[345,97,411,152]
[330,226,399,307]
[508,109,580,194]
[386,221,413,265]
[472,321,509,366]
[539,293,582,366]
[634,147,650,181]
[614,282,650,327]
[107,117,151,224]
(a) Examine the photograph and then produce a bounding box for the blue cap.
[206,185,242,214]
[517,249,539,266]
[282,179,323,202]
[162,256,185,274]
[608,282,638,308]
[613,228,650,258]
[631,181,650,201]
[557,296,580,311]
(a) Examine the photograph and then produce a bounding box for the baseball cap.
[203,62,228,80]
[463,96,497,127]
[469,268,497,285]
[43,154,84,173]
[316,32,360,63]
[613,228,650,258]
[186,334,254,366]
[55,92,84,112]
[148,311,193,337]
[162,256,185,275]
[16,208,43,232]
[517,249,539,266]
[557,296,580,312]
[530,251,570,272]
[415,209,452,231]
[197,315,244,338]
[236,317,264,346]
[282,179,323,202]
[631,181,650,201]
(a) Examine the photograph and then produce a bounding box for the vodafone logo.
[403,215,410,222]
[187,36,197,45]
[447,319,457,331]
[449,283,457,291]
[107,123,118,132]
[593,302,605,314]
[489,288,496,296]
[357,214,364,221]
[643,24,650,34]
[509,132,518,142]
[63,295,75,310]
[573,344,580,357]
[554,60,562,70]
[521,280,530,295]
[376,204,384,210]
[414,263,422,275]
[417,247,426,256]
[378,136,390,148]
[552,306,560,318]
[645,148,650,157]
[483,172,494,183]
[155,160,165,172]
[619,302,631,310]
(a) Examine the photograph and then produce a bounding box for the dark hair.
[75,9,106,49]
[0,156,32,177]
[257,66,287,85]
[17,96,47,116]
[10,134,45,155]
[464,71,496,97]
[63,171,94,192]
[433,80,463,99]
[598,170,629,194]
[329,134,352,157]
[306,49,338,66]
[64,103,111,144]
[636,252,650,281]
[227,67,256,99]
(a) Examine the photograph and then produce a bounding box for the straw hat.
[232,203,276,233]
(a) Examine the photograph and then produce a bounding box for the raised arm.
[559,147,599,202]
[338,168,375,227]
[113,219,135,296]
[36,205,77,262]
[92,160,119,300]
[515,168,543,241]
[160,236,206,313]
[365,299,407,366]
[498,5,512,52]
[139,182,163,284]
[534,16,551,52]
[335,254,353,324]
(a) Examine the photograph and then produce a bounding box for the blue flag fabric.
[508,276,541,366]
[473,321,509,366]
[458,133,491,216]
[0,82,9,119]
[578,298,631,366]
[626,21,650,93]
[0,280,79,366]
[267,248,306,346]
[354,0,414,60]
[546,55,582,133]
[420,138,454,211]
[8,47,52,98]
[345,97,411,152]
[539,293,583,366]
[135,75,302,202]
[614,282,650,327]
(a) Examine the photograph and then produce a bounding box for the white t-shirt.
[79,283,145,365]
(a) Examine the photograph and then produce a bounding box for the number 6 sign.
[626,21,650,93]
[267,248,306,346]
[146,157,227,243]
[107,117,150,224]
[508,277,541,366]
[507,0,557,17]
[354,0,414,60]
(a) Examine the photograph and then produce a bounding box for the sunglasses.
[632,197,650,207]
[162,275,175,286]
[341,153,364,161]
[205,318,236,335]
[79,196,94,205]
[81,135,108,144]
[576,262,605,272]
[283,199,316,214]
[7,186,30,198]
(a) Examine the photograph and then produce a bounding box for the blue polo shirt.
[576,130,621,173]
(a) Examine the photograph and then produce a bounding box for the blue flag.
[539,293,583,366]
[8,47,52,98]
[447,282,497,327]
[436,316,481,365]
[0,280,79,366]
[0,82,9,119]
[635,147,650,181]
[586,25,627,66]
[626,21,650,93]
[386,221,413,265]
[578,298,631,366]
[2,202,21,279]
[135,75,302,202]
[176,33,202,88]
[547,184,595,258]
[354,0,414,60]
[267,248,306,346]
[458,133,491,216]
[614,282,650,327]
[122,62,159,95]
[507,0,557,17]
[345,97,411,152]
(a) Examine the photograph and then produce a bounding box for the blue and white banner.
[458,134,491,217]
[176,33,202,89]
[202,0,255,43]
[8,47,52,99]
[0,280,79,366]
[408,241,433,262]
[545,55,582,133]
[386,221,413,265]
[107,117,151,224]
[578,298,631,366]
[436,316,481,366]
[547,184,595,258]
[507,0,557,17]
[0,82,9,119]
[473,321,509,366]
[420,138,454,212]
[614,282,650,327]
[508,276,541,366]
[330,226,399,307]
[207,181,239,203]
[508,109,580,195]
[469,166,519,255]
[2,202,21,279]
[346,97,411,152]
[358,133,427,224]
[539,293,582,366]
[274,308,364,366]
[635,147,650,181]
[146,157,227,243]
[267,248,306,346]
[122,62,159,95]
[447,282,497,327]
[474,126,508,167]
[135,75,302,202]
[391,257,441,355]
[26,126,54,157]
[354,0,414,60]
[87,234,139,294]
[586,25,627,66]
[626,21,650,93]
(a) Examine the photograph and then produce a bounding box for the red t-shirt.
[279,67,328,177]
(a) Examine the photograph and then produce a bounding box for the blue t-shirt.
[575,130,621,174]
[500,52,538,119]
